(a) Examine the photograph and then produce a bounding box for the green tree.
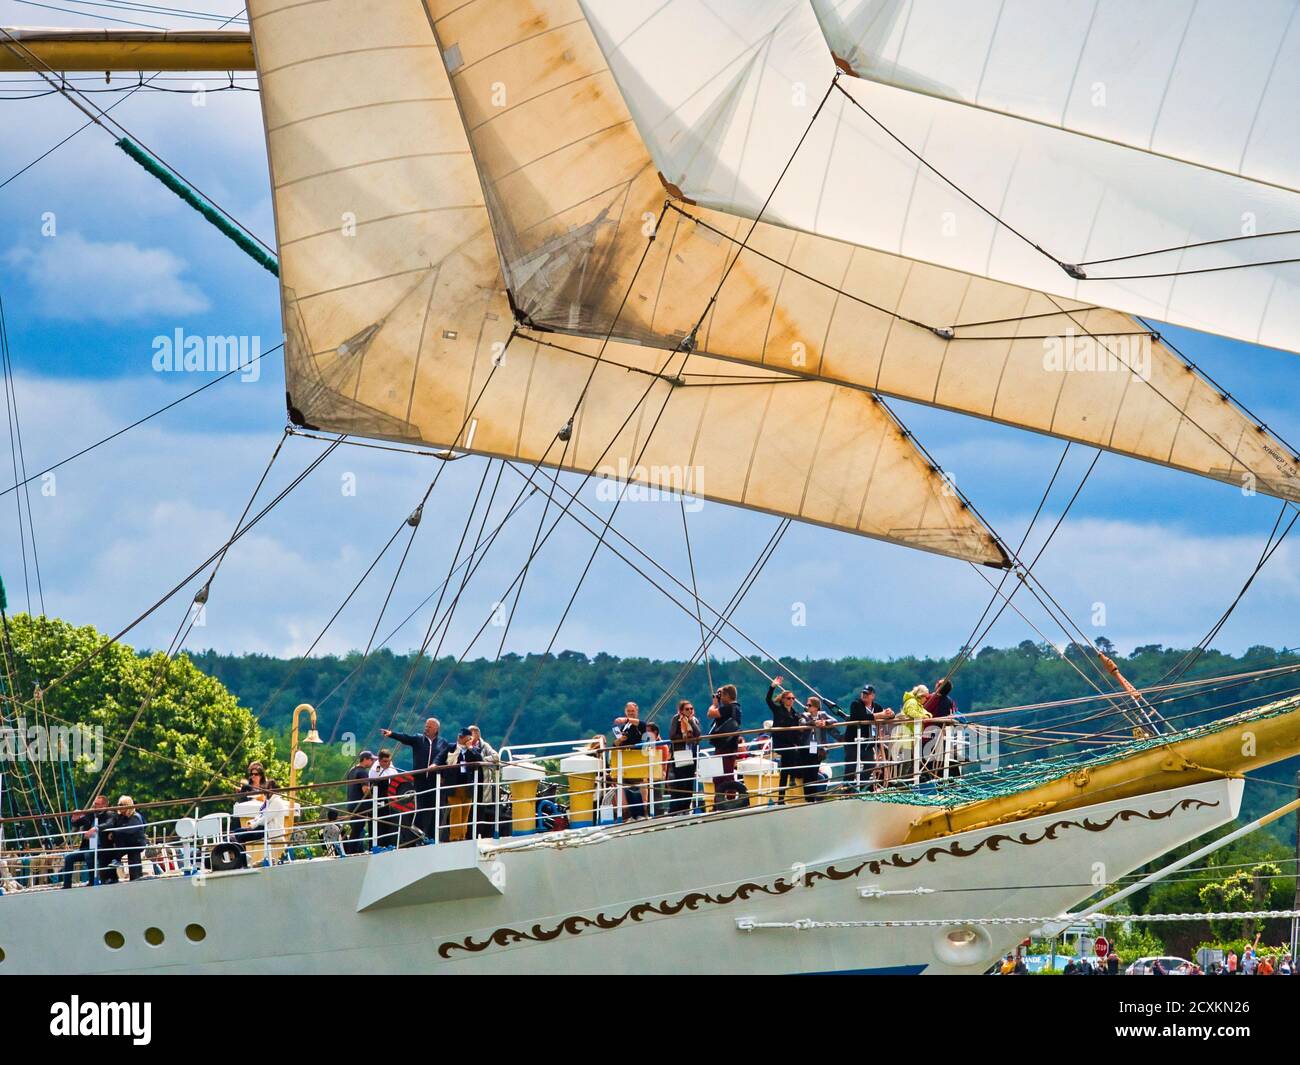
[1198,862,1284,942]
[0,614,285,827]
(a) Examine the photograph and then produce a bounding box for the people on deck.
[381,718,451,840]
[100,796,146,883]
[248,782,291,858]
[922,678,959,778]
[613,702,644,746]
[442,727,484,842]
[707,684,747,810]
[766,676,802,803]
[344,750,375,854]
[667,699,701,816]
[612,702,648,818]
[798,698,838,800]
[368,748,401,847]
[895,684,932,782]
[468,725,499,838]
[238,760,268,797]
[846,686,895,788]
[60,794,109,888]
[803,696,840,765]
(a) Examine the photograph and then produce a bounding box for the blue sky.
[1,0,1298,669]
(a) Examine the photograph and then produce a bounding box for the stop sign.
[1094,936,1109,959]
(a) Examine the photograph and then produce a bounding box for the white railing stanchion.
[434,772,442,845]
[470,777,478,841]
[90,816,100,887]
[370,787,379,852]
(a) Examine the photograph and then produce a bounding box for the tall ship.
[1,0,1300,974]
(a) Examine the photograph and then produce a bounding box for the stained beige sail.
[246,0,1009,567]
[423,0,1300,502]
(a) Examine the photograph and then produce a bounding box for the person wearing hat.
[344,750,375,854]
[442,728,484,842]
[846,686,894,789]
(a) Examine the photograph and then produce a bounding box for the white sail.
[809,0,1300,194]
[426,0,1300,501]
[246,0,1009,567]
[580,0,1300,355]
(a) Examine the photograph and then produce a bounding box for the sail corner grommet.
[1061,263,1088,280]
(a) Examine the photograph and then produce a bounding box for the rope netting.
[858,693,1300,809]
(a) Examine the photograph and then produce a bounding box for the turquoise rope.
[114,137,280,277]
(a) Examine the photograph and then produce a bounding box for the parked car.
[1126,955,1192,975]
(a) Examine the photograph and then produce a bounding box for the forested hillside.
[190,640,1300,756]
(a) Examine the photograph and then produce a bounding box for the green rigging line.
[114,137,280,277]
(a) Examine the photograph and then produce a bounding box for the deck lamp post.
[287,703,323,833]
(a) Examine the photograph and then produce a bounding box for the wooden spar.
[0,28,254,72]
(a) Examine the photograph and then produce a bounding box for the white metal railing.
[0,722,973,893]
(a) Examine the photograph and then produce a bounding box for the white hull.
[0,779,1241,974]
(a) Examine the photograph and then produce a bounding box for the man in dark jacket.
[60,794,109,888]
[344,751,375,853]
[100,796,146,883]
[707,684,748,810]
[382,718,452,839]
[845,686,895,788]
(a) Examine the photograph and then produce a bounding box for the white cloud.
[6,232,209,321]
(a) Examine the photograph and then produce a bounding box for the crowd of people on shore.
[997,934,1299,975]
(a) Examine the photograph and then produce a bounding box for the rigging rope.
[0,344,276,500]
[0,295,42,616]
[379,457,501,733]
[499,79,846,743]
[831,80,1298,284]
[0,0,250,193]
[0,26,273,263]
[18,433,341,708]
[91,430,291,799]
[680,499,714,698]
[944,442,1074,683]
[1158,501,1299,691]
[647,520,791,722]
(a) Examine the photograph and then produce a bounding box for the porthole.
[144,927,165,947]
[104,930,125,950]
[185,923,206,943]
[0,946,6,962]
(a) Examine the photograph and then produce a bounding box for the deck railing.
[0,719,975,893]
